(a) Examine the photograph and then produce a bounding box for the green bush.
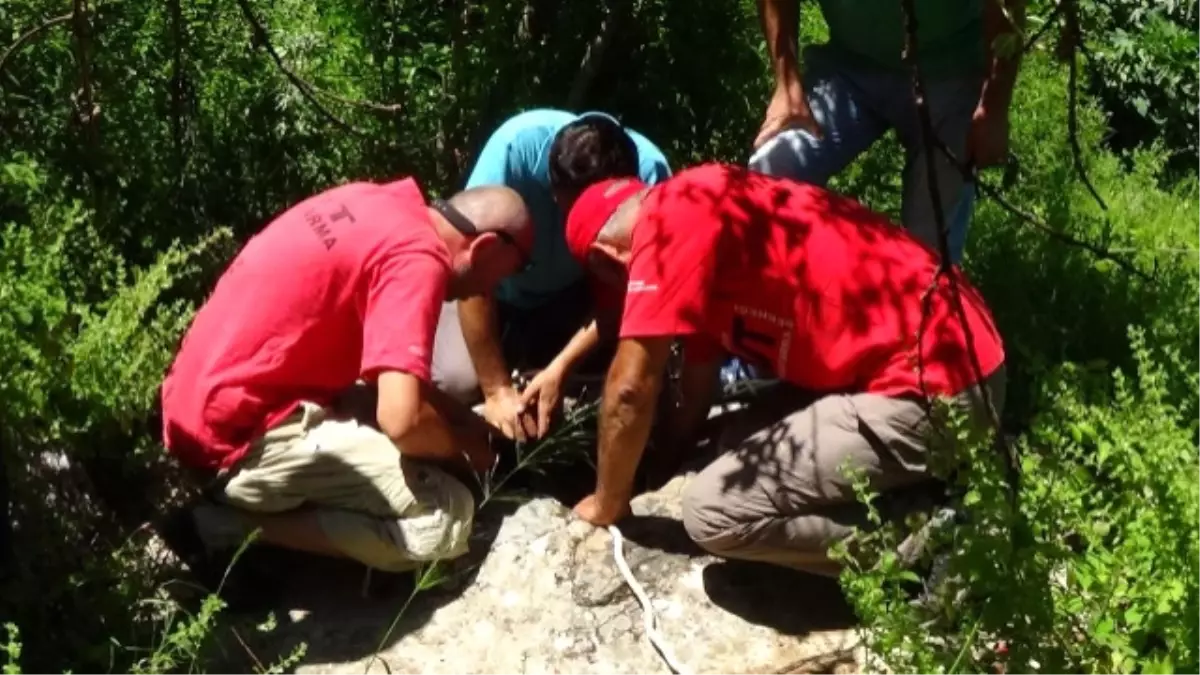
[838,329,1199,674]
[832,51,1199,675]
[0,157,236,673]
[1079,0,1199,173]
[0,0,1195,673]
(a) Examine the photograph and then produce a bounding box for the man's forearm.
[596,371,661,507]
[398,396,491,471]
[458,294,512,397]
[757,0,802,87]
[393,404,465,461]
[548,319,601,376]
[594,339,671,508]
[981,0,1027,109]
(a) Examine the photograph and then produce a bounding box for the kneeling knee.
[321,477,476,573]
[392,474,475,562]
[681,482,752,557]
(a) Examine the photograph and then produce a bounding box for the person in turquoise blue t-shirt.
[430,108,671,442]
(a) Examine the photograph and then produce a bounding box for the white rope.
[608,525,693,675]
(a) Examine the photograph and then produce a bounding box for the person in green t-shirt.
[748,0,1026,263]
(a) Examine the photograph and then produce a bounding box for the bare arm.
[376,371,494,473]
[592,336,674,517]
[753,0,820,146]
[519,317,604,438]
[458,293,512,397]
[980,0,1027,111]
[459,292,534,441]
[548,318,601,376]
[757,0,803,92]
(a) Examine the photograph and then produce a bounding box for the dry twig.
[898,0,1020,502]
[0,12,74,87]
[233,0,403,139]
[238,0,402,113]
[1062,0,1109,211]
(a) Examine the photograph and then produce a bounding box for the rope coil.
[608,525,693,675]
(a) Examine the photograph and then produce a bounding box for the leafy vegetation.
[1,0,1196,673]
[1078,0,1198,174]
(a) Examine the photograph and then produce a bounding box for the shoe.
[156,500,280,613]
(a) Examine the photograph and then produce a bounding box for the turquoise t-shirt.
[464,108,672,309]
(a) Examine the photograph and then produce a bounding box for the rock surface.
[250,469,861,674]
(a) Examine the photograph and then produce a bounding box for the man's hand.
[378,371,496,476]
[967,103,1010,169]
[572,492,631,527]
[482,386,536,442]
[519,365,566,439]
[754,81,821,150]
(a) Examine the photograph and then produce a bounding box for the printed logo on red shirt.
[725,306,795,374]
[302,202,358,251]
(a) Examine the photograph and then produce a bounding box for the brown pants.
[681,367,1007,576]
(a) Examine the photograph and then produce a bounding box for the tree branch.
[233,0,372,136]
[974,178,1151,280]
[0,12,73,88]
[234,0,404,116]
[70,0,103,195]
[1063,0,1108,211]
[923,136,1154,281]
[1021,0,1064,53]
[440,0,471,187]
[898,0,1020,504]
[567,1,623,109]
[893,0,1151,280]
[71,0,96,128]
[898,7,953,272]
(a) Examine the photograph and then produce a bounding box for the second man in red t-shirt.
[564,163,1007,576]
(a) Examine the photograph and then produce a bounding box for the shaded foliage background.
[0,0,1196,672]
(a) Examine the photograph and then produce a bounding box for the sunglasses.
[431,197,533,273]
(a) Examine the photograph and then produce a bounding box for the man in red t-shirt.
[159,176,533,586]
[563,163,1006,576]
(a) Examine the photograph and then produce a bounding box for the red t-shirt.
[619,164,1005,398]
[161,178,451,471]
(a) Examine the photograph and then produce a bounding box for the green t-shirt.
[811,0,986,78]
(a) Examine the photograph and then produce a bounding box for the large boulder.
[257,468,862,675]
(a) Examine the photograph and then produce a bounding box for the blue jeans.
[749,61,982,264]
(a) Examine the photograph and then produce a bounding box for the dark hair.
[548,115,639,198]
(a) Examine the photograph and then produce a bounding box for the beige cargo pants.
[212,401,475,572]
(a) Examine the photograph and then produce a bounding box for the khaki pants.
[682,367,1006,575]
[214,402,475,572]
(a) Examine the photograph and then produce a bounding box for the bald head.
[445,185,534,255]
[430,185,534,300]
